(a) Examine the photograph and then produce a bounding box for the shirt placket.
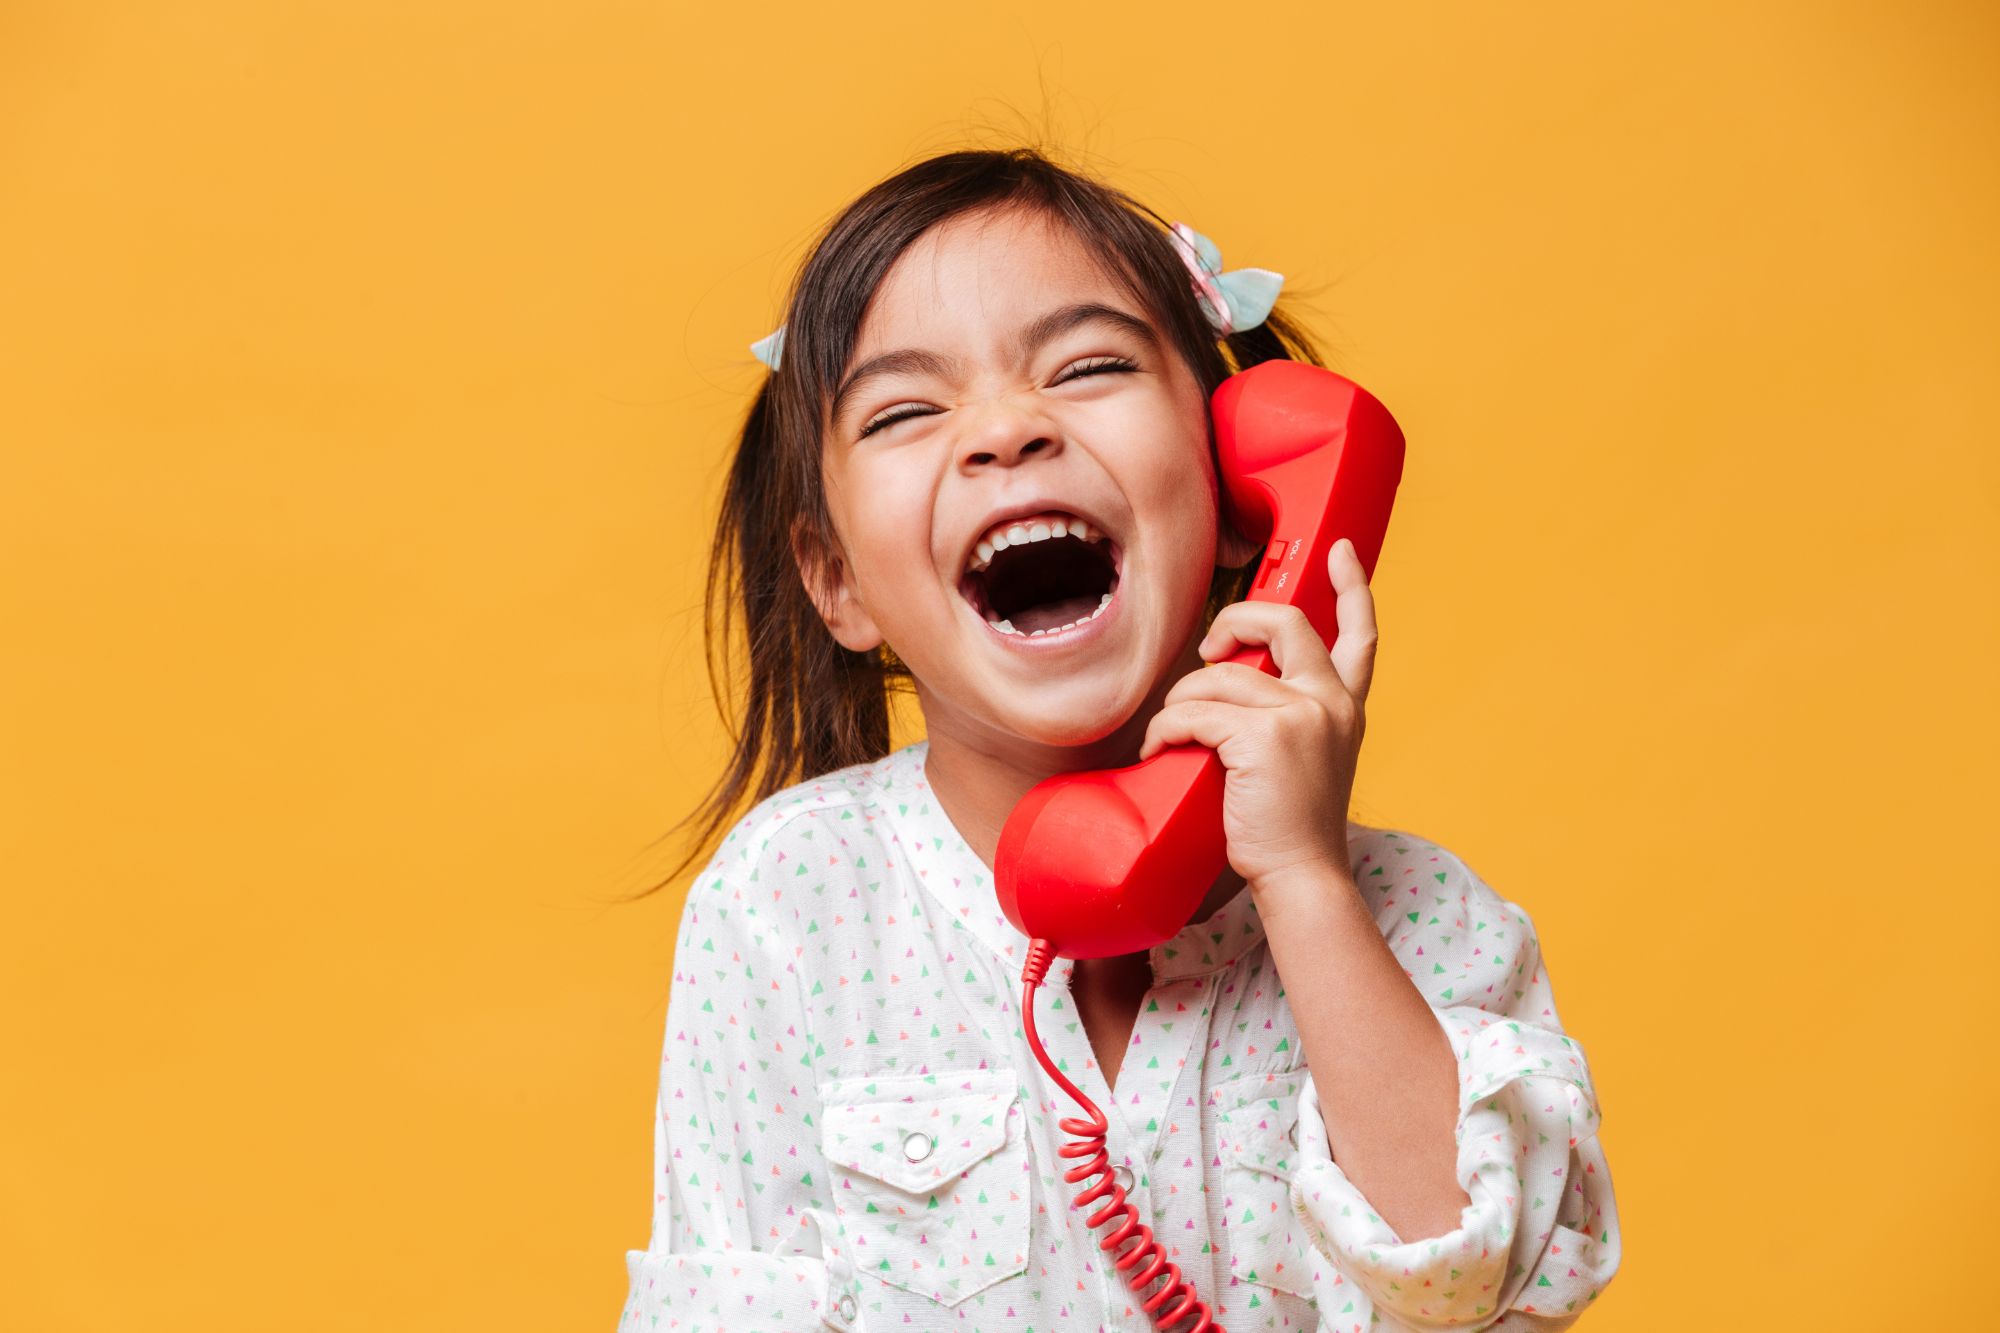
[1113,970,1214,1188]
[1098,970,1217,1331]
[1007,975,1152,1332]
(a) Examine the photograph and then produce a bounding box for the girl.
[619,148,1621,1333]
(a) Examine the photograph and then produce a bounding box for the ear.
[791,516,885,653]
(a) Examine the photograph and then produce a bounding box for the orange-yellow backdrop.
[3,2,1994,1329]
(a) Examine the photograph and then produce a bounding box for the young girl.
[619,148,1621,1333]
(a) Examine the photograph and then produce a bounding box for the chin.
[992,680,1149,751]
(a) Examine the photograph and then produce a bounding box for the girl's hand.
[1136,536,1378,892]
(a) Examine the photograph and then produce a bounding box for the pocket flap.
[822,1069,1019,1195]
[1217,1098,1300,1181]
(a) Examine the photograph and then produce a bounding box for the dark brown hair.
[634,145,1331,899]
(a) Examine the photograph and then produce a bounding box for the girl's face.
[804,205,1255,760]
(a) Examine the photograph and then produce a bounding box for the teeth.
[964,511,1113,573]
[987,590,1116,639]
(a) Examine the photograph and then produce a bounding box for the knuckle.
[1299,697,1338,735]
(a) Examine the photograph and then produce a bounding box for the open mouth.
[958,511,1121,638]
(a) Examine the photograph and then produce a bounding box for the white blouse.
[620,740,1621,1331]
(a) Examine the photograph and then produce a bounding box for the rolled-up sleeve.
[624,1243,837,1332]
[1288,840,1622,1330]
[617,817,861,1332]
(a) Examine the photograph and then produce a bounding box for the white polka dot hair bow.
[749,221,1283,372]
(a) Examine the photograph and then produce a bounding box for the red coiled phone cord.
[1020,939,1226,1333]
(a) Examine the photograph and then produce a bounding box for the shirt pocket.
[819,1068,1030,1307]
[1214,1075,1314,1301]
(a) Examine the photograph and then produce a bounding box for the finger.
[1196,601,1341,687]
[1138,698,1253,762]
[1162,659,1295,712]
[1326,536,1379,704]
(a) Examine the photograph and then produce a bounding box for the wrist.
[1248,857,1364,913]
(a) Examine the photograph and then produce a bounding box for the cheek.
[1141,416,1225,546]
[831,468,943,606]
[1155,386,1221,495]
[1171,462,1230,592]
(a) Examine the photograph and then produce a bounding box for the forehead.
[851,206,1141,354]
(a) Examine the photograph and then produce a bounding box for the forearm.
[1253,862,1470,1241]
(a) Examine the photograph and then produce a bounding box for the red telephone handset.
[1001,360,1406,1333]
[998,360,1407,958]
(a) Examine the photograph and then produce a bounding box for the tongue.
[1012,595,1100,634]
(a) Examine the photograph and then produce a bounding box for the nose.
[955,396,1063,473]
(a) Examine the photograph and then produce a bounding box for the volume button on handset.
[1254,536,1289,590]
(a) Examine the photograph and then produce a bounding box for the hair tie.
[748,222,1283,371]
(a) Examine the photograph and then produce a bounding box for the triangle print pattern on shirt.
[620,740,1620,1332]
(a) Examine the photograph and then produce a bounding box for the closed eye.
[856,356,1140,439]
[856,402,937,439]
[1064,352,1144,378]
[1055,356,1138,384]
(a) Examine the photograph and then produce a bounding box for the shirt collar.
[875,741,1271,987]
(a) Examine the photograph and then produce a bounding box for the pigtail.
[628,378,908,900]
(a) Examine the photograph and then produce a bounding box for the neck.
[921,721,1135,867]
[917,627,1249,931]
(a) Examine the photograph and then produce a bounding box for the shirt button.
[902,1131,933,1163]
[1111,1164,1135,1193]
[837,1292,857,1321]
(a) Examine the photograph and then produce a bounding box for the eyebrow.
[829,301,1159,429]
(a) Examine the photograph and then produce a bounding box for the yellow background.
[3,2,1993,1328]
